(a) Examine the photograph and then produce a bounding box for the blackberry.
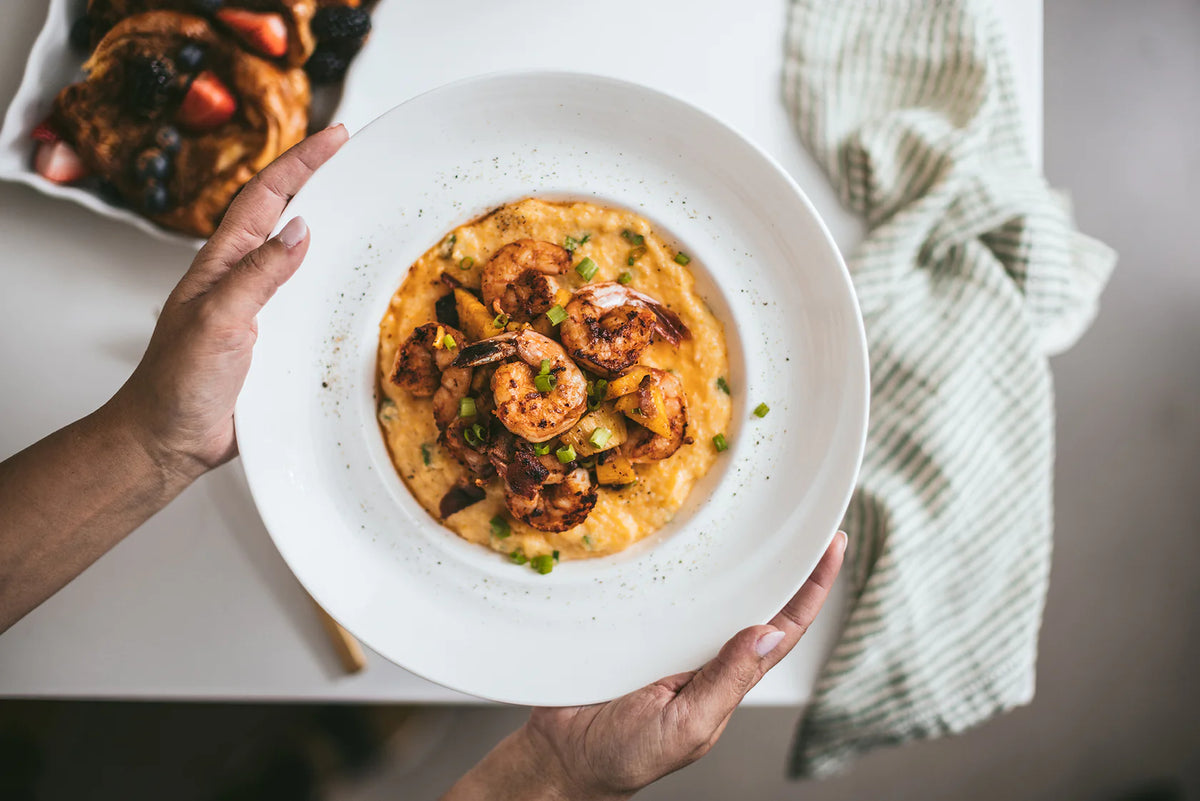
[126,56,177,115]
[189,0,223,14]
[154,126,182,155]
[69,15,91,52]
[176,43,205,73]
[304,45,350,85]
[134,149,170,182]
[311,7,371,43]
[143,182,170,214]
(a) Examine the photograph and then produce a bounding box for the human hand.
[444,531,846,801]
[108,124,349,480]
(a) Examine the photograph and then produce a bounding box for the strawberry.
[34,140,89,184]
[179,71,237,131]
[31,117,61,143]
[216,9,289,58]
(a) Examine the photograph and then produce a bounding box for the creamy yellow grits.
[376,198,731,562]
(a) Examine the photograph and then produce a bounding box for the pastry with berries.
[48,11,309,236]
[86,0,318,68]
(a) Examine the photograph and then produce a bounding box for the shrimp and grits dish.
[376,198,733,573]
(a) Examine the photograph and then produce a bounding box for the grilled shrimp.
[488,432,597,532]
[559,283,690,377]
[620,368,690,463]
[391,323,493,478]
[480,239,572,322]
[453,330,588,442]
[389,323,471,426]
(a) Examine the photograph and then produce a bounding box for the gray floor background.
[2,1,1198,799]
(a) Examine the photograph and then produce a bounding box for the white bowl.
[235,71,869,706]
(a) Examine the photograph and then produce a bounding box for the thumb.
[209,215,309,319]
[674,624,783,736]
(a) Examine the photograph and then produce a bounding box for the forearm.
[0,399,194,632]
[441,724,632,801]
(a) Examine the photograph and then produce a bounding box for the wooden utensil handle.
[313,602,367,674]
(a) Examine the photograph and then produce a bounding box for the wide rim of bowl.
[235,69,869,705]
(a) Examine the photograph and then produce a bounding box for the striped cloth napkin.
[781,0,1116,777]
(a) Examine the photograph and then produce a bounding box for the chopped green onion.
[589,427,612,449]
[546,304,568,326]
[530,554,554,574]
[539,359,551,376]
[459,397,477,418]
[717,376,731,395]
[459,256,474,270]
[579,456,597,469]
[552,550,560,561]
[471,422,488,442]
[533,442,552,456]
[580,233,591,244]
[753,402,770,418]
[564,235,580,252]
[582,535,592,547]
[713,433,730,452]
[490,515,511,539]
[587,379,608,410]
[420,443,432,465]
[617,271,633,285]
[556,444,577,463]
[575,257,598,282]
[626,245,647,267]
[534,373,557,394]
[464,427,481,447]
[674,252,691,265]
[621,230,645,246]
[492,312,509,329]
[509,550,528,565]
[442,333,457,350]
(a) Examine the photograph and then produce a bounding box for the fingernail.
[279,216,307,248]
[324,122,346,133]
[755,629,785,658]
[835,530,848,553]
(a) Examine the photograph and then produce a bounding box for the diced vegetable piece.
[674,252,691,265]
[490,515,510,539]
[617,271,633,285]
[509,550,528,565]
[546,304,568,326]
[530,554,554,574]
[614,385,672,438]
[533,442,552,456]
[596,451,637,486]
[459,397,476,418]
[534,373,556,393]
[575,257,598,281]
[604,366,653,400]
[713,433,730,452]
[560,407,628,456]
[589,428,612,449]
[420,443,432,465]
[454,287,494,342]
[716,376,731,395]
[556,444,577,463]
[753,402,770,418]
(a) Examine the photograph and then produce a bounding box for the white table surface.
[0,0,1042,705]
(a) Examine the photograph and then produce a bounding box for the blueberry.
[69,15,91,52]
[189,0,223,14]
[311,7,371,42]
[134,149,170,182]
[126,56,177,114]
[304,46,350,85]
[176,43,205,72]
[154,126,182,155]
[143,182,170,214]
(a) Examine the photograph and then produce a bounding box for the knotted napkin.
[782,0,1116,776]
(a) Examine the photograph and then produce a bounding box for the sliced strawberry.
[31,117,61,144]
[179,71,237,131]
[34,140,89,184]
[216,9,289,58]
